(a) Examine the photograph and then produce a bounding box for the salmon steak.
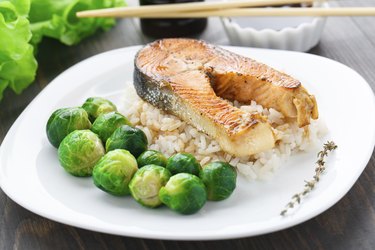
[134,39,318,157]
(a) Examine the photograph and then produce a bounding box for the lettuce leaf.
[29,0,125,46]
[0,0,37,100]
[0,0,124,100]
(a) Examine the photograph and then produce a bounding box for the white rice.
[121,88,328,180]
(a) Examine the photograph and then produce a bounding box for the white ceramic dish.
[0,45,374,240]
[221,3,328,52]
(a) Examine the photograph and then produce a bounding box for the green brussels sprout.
[46,107,91,148]
[106,125,148,157]
[199,162,237,201]
[92,149,138,196]
[129,165,171,207]
[91,112,131,143]
[82,97,117,122]
[137,150,167,168]
[159,173,207,215]
[166,153,201,176]
[58,130,105,177]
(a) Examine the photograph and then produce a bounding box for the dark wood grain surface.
[1,1,375,249]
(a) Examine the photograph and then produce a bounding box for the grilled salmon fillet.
[134,39,318,156]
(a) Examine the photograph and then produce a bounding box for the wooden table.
[1,1,375,249]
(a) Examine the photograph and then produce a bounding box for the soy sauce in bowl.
[139,0,207,38]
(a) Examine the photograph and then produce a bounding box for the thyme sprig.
[280,141,338,216]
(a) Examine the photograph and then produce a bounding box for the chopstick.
[133,7,375,18]
[76,0,313,18]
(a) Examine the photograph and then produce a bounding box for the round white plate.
[1,46,374,240]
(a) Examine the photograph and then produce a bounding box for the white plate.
[1,46,374,240]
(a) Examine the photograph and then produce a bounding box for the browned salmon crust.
[134,39,318,156]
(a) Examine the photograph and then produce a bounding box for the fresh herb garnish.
[281,141,338,216]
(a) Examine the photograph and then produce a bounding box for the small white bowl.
[221,3,328,52]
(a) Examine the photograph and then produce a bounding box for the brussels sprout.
[82,97,117,122]
[137,150,167,168]
[129,165,171,207]
[91,112,131,143]
[166,153,201,176]
[46,107,91,148]
[199,162,237,201]
[92,149,138,196]
[159,173,207,214]
[58,130,105,177]
[106,125,148,157]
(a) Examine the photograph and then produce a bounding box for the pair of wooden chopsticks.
[76,0,375,18]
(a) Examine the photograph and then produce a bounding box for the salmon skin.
[134,39,318,156]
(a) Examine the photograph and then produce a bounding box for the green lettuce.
[29,0,125,46]
[0,0,37,100]
[0,0,125,100]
